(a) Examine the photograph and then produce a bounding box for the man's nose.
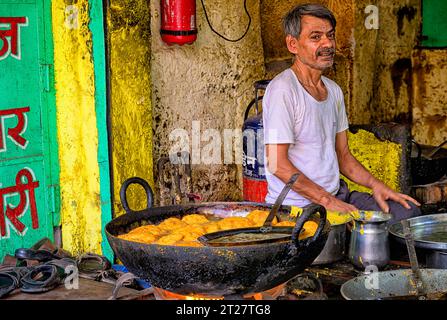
[321,35,334,48]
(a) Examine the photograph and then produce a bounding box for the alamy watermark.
[365,5,379,30]
[168,120,270,167]
[363,264,380,290]
[63,264,79,290]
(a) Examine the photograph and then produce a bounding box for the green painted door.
[421,0,447,47]
[0,0,59,257]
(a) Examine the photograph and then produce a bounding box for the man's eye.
[311,35,320,40]
[328,33,335,39]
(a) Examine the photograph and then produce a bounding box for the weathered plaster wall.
[260,0,419,127]
[412,49,447,147]
[260,0,355,105]
[52,0,102,255]
[356,0,419,126]
[108,0,154,215]
[151,0,265,203]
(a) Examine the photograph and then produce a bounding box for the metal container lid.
[389,213,447,251]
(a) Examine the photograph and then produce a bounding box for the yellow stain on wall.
[52,0,102,255]
[108,0,154,216]
[342,129,402,194]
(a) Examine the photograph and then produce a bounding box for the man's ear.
[285,34,299,55]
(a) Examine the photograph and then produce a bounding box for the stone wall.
[260,0,446,147]
[150,0,265,203]
[412,49,447,147]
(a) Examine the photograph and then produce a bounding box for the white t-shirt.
[262,68,349,207]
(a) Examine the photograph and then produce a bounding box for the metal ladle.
[378,220,447,300]
[401,219,427,299]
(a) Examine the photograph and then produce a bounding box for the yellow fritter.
[273,221,295,227]
[128,224,165,237]
[247,210,277,226]
[299,221,319,239]
[182,232,204,241]
[181,214,209,225]
[217,217,253,231]
[157,217,188,232]
[155,233,184,245]
[174,241,204,247]
[202,222,220,233]
[176,225,206,241]
[118,233,157,244]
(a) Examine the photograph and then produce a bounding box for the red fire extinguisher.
[160,0,197,46]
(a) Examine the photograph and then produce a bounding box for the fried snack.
[181,214,209,225]
[177,224,206,235]
[217,217,253,231]
[176,224,206,241]
[183,232,205,241]
[246,210,278,226]
[127,224,165,237]
[157,217,188,232]
[174,241,204,247]
[202,222,220,233]
[273,221,295,227]
[118,233,157,244]
[299,221,319,239]
[155,233,184,245]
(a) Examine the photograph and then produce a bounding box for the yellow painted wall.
[342,130,402,194]
[108,0,154,216]
[52,0,102,255]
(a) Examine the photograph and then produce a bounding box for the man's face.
[287,15,336,71]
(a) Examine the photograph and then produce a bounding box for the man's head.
[283,4,336,71]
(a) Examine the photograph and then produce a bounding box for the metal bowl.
[389,213,447,251]
[341,269,447,300]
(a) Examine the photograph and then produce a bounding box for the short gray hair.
[283,3,336,38]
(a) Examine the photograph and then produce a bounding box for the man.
[262,3,421,223]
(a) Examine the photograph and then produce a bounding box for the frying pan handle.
[119,177,154,214]
[291,203,327,249]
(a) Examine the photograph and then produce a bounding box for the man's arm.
[266,143,357,213]
[335,130,420,213]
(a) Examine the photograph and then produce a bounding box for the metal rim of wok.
[104,177,331,296]
[105,201,329,249]
[105,201,330,296]
[389,213,447,251]
[340,269,447,300]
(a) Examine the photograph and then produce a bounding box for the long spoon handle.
[263,172,300,228]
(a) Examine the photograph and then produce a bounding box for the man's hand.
[371,181,421,213]
[320,195,358,213]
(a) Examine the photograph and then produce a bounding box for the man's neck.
[291,59,323,87]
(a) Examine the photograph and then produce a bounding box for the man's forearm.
[268,157,336,207]
[339,152,381,189]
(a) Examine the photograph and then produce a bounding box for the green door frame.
[0,0,61,256]
[89,0,113,260]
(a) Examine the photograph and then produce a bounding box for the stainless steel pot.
[348,211,391,269]
[426,251,447,269]
[312,223,347,265]
[389,213,447,269]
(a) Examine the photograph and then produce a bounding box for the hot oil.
[417,231,447,243]
[210,232,290,244]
